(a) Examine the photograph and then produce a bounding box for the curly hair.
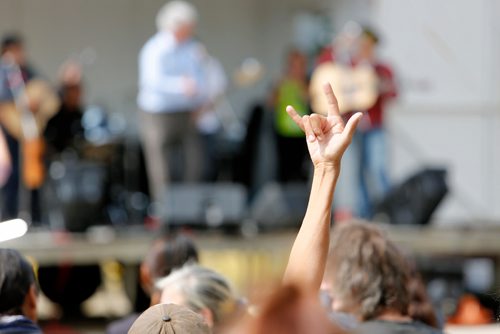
[328,222,410,320]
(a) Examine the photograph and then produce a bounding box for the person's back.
[0,248,42,334]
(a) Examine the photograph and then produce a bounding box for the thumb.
[342,112,363,143]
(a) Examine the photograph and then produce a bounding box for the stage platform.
[4,224,500,265]
[4,223,500,292]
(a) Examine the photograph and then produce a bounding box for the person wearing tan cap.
[128,303,209,334]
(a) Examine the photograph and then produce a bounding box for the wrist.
[313,161,340,172]
[313,162,340,184]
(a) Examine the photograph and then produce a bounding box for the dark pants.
[276,134,308,183]
[139,111,201,203]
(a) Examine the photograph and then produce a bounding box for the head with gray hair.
[156,1,198,41]
[326,221,411,321]
[156,264,239,328]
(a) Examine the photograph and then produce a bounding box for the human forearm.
[283,163,339,290]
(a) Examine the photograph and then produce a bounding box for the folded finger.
[309,113,324,140]
[302,115,316,142]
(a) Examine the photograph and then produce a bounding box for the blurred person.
[44,60,84,156]
[314,26,397,220]
[326,222,442,333]
[0,34,41,223]
[353,27,397,219]
[196,54,227,182]
[106,232,198,334]
[272,49,310,183]
[129,303,209,334]
[137,0,208,205]
[157,263,240,330]
[283,83,441,333]
[0,129,11,187]
[0,248,41,334]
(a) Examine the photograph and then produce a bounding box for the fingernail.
[308,135,316,142]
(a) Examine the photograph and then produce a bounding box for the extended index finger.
[322,82,340,117]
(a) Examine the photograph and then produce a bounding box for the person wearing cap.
[0,248,42,334]
[137,0,208,206]
[129,303,209,334]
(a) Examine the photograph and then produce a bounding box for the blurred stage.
[5,223,500,289]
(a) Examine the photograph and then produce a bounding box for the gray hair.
[156,264,237,324]
[328,221,410,320]
[156,1,198,32]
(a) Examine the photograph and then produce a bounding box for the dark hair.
[328,222,410,320]
[145,233,199,280]
[1,34,23,55]
[0,249,37,316]
[361,26,380,44]
[407,262,439,328]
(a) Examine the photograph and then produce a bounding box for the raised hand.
[286,83,362,168]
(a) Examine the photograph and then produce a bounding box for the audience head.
[129,303,210,334]
[286,48,307,80]
[1,34,26,65]
[0,249,38,322]
[140,232,199,301]
[156,1,198,42]
[157,263,238,328]
[326,222,410,321]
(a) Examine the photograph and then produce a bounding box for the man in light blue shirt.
[138,1,208,204]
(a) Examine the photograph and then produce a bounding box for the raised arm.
[283,83,362,291]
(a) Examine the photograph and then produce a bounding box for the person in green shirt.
[272,49,310,182]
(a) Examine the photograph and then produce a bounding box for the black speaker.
[374,168,448,225]
[250,182,309,227]
[47,161,108,231]
[161,183,247,227]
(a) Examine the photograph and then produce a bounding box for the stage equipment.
[161,183,247,228]
[374,168,448,225]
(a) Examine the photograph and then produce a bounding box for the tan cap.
[128,304,210,334]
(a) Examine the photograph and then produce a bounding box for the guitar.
[0,60,59,189]
[310,21,379,115]
[309,62,378,115]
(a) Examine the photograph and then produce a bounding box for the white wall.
[368,0,500,223]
